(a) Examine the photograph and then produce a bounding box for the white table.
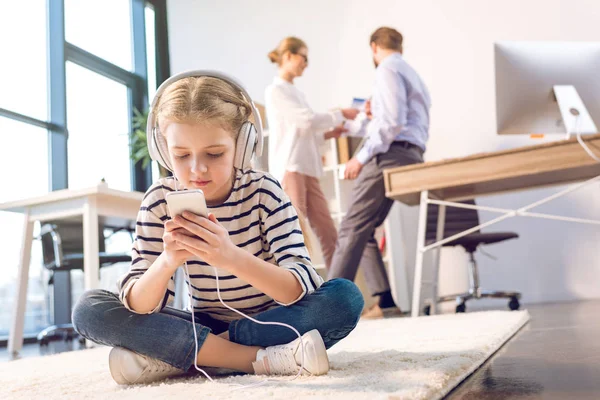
[0,183,144,356]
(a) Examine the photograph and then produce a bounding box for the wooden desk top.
[384,134,600,205]
[0,183,145,213]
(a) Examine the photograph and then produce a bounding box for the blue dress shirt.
[355,53,431,164]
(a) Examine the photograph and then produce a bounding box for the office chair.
[37,220,132,346]
[423,199,521,314]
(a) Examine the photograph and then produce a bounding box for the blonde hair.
[268,37,307,65]
[154,76,316,254]
[154,76,253,138]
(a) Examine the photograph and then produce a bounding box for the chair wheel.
[509,296,520,311]
[423,305,431,316]
[456,303,466,313]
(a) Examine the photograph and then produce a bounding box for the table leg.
[8,211,34,356]
[430,204,446,315]
[83,197,100,291]
[411,191,429,317]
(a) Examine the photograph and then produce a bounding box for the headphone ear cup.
[234,122,257,170]
[245,125,257,169]
[154,129,173,171]
[146,109,173,172]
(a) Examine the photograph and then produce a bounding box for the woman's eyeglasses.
[294,53,308,64]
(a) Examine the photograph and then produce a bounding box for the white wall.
[166,0,600,305]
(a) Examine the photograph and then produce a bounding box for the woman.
[265,37,358,268]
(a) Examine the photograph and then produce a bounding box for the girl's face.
[282,47,308,78]
[162,120,236,206]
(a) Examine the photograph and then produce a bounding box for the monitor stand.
[553,85,598,139]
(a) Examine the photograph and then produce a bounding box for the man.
[327,27,431,319]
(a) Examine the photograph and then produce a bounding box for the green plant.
[130,107,151,169]
[130,108,169,177]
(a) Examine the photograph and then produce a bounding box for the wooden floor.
[1,300,599,399]
[447,300,600,400]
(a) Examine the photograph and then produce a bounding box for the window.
[0,0,170,344]
[145,3,161,181]
[0,0,48,121]
[64,0,133,70]
[0,118,49,203]
[66,62,132,191]
[145,4,157,101]
[0,117,50,338]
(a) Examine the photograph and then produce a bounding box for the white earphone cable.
[164,179,305,389]
[184,263,305,389]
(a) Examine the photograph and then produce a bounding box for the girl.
[72,72,363,385]
[265,37,359,269]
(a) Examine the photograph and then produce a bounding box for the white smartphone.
[165,190,208,218]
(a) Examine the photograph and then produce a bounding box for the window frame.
[0,0,170,343]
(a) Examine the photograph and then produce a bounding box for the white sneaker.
[252,329,329,376]
[109,347,185,385]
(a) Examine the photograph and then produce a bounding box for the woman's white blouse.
[265,77,343,183]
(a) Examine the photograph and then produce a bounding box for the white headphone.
[147,70,264,172]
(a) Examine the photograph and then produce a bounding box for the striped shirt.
[117,169,323,322]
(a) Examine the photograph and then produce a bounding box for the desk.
[0,183,144,355]
[383,134,600,317]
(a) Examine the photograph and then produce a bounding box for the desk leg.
[430,204,446,315]
[83,197,100,291]
[8,211,34,356]
[411,191,429,317]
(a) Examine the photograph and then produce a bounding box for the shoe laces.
[146,356,177,374]
[265,342,299,375]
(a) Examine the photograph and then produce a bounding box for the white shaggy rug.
[2,310,529,400]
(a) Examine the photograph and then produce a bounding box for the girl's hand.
[172,212,240,270]
[162,220,195,269]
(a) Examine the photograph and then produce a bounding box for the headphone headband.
[146,70,264,171]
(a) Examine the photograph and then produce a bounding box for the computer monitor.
[495,41,600,136]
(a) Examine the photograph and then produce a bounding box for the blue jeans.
[72,278,364,371]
